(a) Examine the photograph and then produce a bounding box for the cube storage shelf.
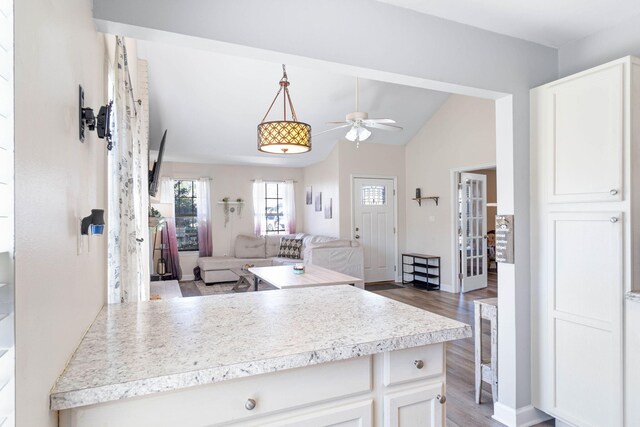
[402,253,441,291]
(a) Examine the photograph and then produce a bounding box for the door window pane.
[362,185,386,206]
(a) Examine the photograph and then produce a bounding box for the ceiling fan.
[315,77,403,145]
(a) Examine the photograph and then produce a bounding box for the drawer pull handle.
[414,359,424,369]
[610,217,619,223]
[245,398,256,411]
[437,394,446,404]
[610,189,618,196]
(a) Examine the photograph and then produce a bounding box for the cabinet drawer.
[256,399,373,427]
[384,344,444,387]
[60,356,372,427]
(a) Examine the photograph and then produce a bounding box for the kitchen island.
[52,285,471,427]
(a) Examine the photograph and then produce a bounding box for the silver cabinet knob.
[436,394,446,404]
[414,360,424,369]
[610,189,618,195]
[610,217,619,223]
[245,398,256,411]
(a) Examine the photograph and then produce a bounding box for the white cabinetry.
[549,63,624,203]
[60,344,447,427]
[258,400,373,427]
[531,56,640,427]
[384,383,444,427]
[0,1,15,425]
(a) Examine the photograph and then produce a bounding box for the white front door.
[353,177,396,283]
[459,173,488,292]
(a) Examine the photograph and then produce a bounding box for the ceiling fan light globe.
[345,127,358,141]
[358,127,372,141]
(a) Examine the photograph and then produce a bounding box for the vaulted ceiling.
[376,0,640,48]
[137,40,449,167]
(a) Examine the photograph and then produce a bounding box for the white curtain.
[196,178,212,257]
[107,36,147,304]
[282,180,296,234]
[252,179,265,236]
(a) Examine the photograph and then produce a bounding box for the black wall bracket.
[79,85,114,150]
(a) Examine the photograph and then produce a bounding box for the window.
[362,185,386,206]
[174,180,199,251]
[264,182,286,234]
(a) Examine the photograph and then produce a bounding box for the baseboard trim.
[439,283,455,293]
[492,403,553,427]
[181,274,195,281]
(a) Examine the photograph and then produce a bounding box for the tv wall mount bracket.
[79,85,114,150]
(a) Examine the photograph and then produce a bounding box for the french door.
[353,177,396,283]
[459,173,487,292]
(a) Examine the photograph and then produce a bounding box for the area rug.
[194,279,277,296]
[365,283,405,291]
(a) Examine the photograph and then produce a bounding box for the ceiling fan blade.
[326,121,350,125]
[313,124,352,137]
[366,122,403,131]
[363,118,396,124]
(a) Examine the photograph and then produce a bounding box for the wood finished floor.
[371,272,554,427]
[180,273,554,426]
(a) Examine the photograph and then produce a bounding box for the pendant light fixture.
[258,65,312,154]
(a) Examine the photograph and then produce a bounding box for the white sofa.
[197,233,364,284]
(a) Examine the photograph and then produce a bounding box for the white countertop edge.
[50,324,471,411]
[626,291,640,303]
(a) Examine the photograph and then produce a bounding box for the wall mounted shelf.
[412,196,439,206]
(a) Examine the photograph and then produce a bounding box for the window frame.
[174,179,200,252]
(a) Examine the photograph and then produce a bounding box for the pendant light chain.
[260,65,299,123]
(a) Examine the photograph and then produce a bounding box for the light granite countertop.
[51,286,471,411]
[627,291,640,303]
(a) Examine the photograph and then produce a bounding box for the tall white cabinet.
[531,56,640,427]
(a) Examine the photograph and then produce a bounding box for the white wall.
[558,12,640,78]
[160,162,305,279]
[303,144,340,237]
[14,1,107,426]
[405,95,496,291]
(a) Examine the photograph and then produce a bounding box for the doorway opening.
[453,166,497,294]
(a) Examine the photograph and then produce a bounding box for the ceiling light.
[258,65,311,154]
[345,126,371,143]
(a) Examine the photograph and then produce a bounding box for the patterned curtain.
[107,37,147,303]
[252,179,265,236]
[196,178,212,257]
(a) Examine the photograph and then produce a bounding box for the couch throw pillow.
[277,238,303,259]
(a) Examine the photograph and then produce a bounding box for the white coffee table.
[248,265,365,291]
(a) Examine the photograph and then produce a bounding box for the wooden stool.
[474,297,498,404]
